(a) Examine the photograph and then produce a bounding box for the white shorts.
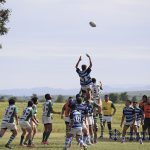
[136,120,141,127]
[70,127,82,136]
[124,121,137,126]
[1,121,17,131]
[81,84,93,91]
[42,116,52,124]
[103,116,112,122]
[19,120,31,129]
[30,120,36,128]
[82,121,87,129]
[87,116,94,126]
[64,117,70,123]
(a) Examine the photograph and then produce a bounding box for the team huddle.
[0,54,150,149]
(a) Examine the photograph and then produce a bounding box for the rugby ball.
[89,21,96,27]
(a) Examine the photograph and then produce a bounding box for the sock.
[64,137,71,148]
[107,122,112,137]
[7,135,16,145]
[20,135,24,145]
[45,131,51,142]
[83,135,88,144]
[42,131,47,142]
[28,139,32,145]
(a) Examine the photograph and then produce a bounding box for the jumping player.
[0,97,18,149]
[75,54,93,97]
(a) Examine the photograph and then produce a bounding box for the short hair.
[45,94,52,100]
[8,98,15,105]
[142,95,148,100]
[81,64,87,70]
[92,78,96,83]
[31,96,38,104]
[28,100,33,107]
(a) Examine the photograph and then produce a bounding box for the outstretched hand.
[79,56,82,61]
[86,54,90,58]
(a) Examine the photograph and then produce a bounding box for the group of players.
[0,54,150,149]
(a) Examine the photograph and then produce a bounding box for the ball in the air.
[89,21,96,27]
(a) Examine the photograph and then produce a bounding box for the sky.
[0,0,150,90]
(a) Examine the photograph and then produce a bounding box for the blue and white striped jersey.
[123,106,135,123]
[70,110,82,128]
[76,67,92,86]
[134,106,143,121]
[75,103,88,122]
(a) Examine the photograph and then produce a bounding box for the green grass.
[0,102,149,150]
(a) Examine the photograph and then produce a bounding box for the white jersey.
[20,107,33,122]
[42,100,53,117]
[92,83,101,100]
[2,105,17,123]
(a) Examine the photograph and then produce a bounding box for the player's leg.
[19,128,26,146]
[88,116,94,143]
[142,119,148,140]
[129,126,134,141]
[44,123,52,144]
[99,117,106,139]
[5,125,17,149]
[93,113,98,143]
[133,125,143,144]
[0,128,7,138]
[121,125,129,143]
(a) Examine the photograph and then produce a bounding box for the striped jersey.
[123,106,135,123]
[42,100,53,117]
[70,110,82,128]
[20,107,33,121]
[2,105,18,123]
[76,67,92,86]
[134,106,143,121]
[85,100,99,116]
[75,103,88,122]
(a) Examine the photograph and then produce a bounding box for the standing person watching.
[41,94,60,144]
[100,94,116,139]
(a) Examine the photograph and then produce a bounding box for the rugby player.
[61,97,72,135]
[64,103,87,150]
[142,96,150,140]
[129,99,144,141]
[0,97,18,149]
[120,99,143,144]
[75,54,93,97]
[91,78,103,142]
[41,93,60,144]
[19,100,38,147]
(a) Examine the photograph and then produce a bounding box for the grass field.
[0,102,149,149]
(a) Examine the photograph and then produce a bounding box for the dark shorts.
[143,118,150,130]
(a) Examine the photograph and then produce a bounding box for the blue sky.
[0,0,150,90]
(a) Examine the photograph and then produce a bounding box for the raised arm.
[86,54,92,68]
[75,56,82,69]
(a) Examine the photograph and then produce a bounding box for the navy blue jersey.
[134,106,143,121]
[76,67,92,86]
[70,110,82,128]
[75,103,88,122]
[123,106,135,123]
[84,100,99,116]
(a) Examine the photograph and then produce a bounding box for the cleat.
[121,138,125,143]
[26,144,35,148]
[98,136,103,139]
[5,144,12,149]
[139,139,143,145]
[44,141,49,145]
[41,141,45,145]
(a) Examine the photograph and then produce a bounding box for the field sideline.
[0,102,149,149]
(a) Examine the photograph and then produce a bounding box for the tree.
[109,93,119,103]
[0,0,10,48]
[56,95,65,103]
[119,92,128,101]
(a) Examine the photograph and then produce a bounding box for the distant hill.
[0,84,150,96]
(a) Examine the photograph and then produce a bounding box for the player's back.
[70,110,82,128]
